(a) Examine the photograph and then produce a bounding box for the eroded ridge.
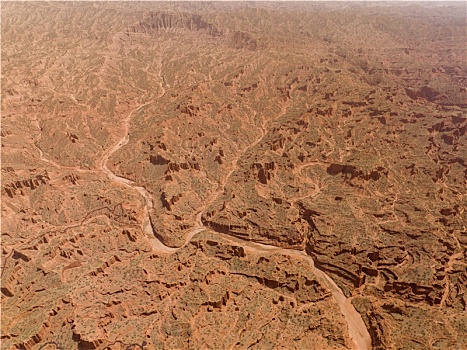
[98,46,371,350]
[2,2,466,349]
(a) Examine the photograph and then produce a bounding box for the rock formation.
[2,2,466,349]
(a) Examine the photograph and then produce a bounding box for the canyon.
[2,2,466,349]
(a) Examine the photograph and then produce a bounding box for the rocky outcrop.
[326,163,387,182]
[149,154,170,165]
[232,31,257,50]
[202,198,310,250]
[405,86,440,102]
[3,173,50,198]
[128,11,223,36]
[252,162,275,184]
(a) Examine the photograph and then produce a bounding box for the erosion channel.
[101,101,372,350]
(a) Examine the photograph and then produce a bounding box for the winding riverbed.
[100,101,372,350]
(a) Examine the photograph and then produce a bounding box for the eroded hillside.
[2,2,466,349]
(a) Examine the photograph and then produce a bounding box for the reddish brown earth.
[1,2,466,349]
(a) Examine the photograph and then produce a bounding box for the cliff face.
[232,31,257,50]
[128,11,224,37]
[2,1,466,349]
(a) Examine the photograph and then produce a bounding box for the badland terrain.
[1,1,466,349]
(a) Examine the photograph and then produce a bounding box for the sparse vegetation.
[2,1,466,349]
